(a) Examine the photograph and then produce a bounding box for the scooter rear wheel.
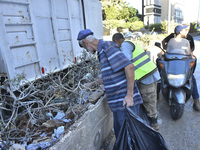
[170,102,184,120]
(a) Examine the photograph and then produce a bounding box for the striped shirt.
[97,39,143,112]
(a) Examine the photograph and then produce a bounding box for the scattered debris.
[9,143,26,150]
[0,52,103,149]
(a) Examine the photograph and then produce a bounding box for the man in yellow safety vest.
[112,33,160,130]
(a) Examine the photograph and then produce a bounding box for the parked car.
[123,32,133,40]
[147,31,158,35]
[123,31,143,40]
[132,32,143,39]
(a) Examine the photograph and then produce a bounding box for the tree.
[161,20,178,33]
[127,7,140,22]
[105,5,119,20]
[128,21,144,31]
[117,3,129,20]
[100,0,122,7]
[116,3,139,22]
[101,0,143,31]
[100,0,123,20]
[103,20,125,29]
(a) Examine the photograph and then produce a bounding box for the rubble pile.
[0,52,102,149]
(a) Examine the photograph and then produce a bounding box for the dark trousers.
[192,75,199,99]
[113,105,140,139]
[192,57,199,99]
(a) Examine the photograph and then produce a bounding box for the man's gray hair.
[85,35,96,42]
[78,40,85,48]
[78,35,96,47]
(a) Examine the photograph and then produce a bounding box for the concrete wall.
[50,95,113,150]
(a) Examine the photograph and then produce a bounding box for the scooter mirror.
[155,42,161,48]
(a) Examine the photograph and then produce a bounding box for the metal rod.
[167,0,171,35]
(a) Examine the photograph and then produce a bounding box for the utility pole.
[167,0,171,35]
[142,0,144,22]
[198,0,200,26]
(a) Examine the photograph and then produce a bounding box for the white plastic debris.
[62,118,71,123]
[9,144,25,150]
[79,89,89,104]
[46,112,53,118]
[40,133,47,137]
[54,111,65,120]
[83,73,93,81]
[27,139,56,150]
[27,143,40,150]
[53,111,71,123]
[52,126,65,138]
[39,141,51,149]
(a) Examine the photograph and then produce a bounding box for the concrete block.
[88,88,105,104]
[50,95,113,150]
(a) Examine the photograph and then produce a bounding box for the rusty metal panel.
[33,15,60,73]
[15,63,40,80]
[59,41,73,66]
[31,0,51,17]
[0,0,103,85]
[84,0,103,39]
[50,0,74,69]
[67,0,84,59]
[54,0,69,18]
[0,1,41,82]
[0,2,31,24]
[6,25,33,47]
[11,45,38,66]
[57,19,70,29]
[58,29,71,41]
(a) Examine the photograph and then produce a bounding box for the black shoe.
[149,115,159,131]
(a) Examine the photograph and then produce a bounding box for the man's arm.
[162,38,167,50]
[123,63,135,107]
[162,33,174,50]
[121,42,134,61]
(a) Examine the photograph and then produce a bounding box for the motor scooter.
[155,40,196,120]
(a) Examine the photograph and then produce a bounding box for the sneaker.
[149,115,159,131]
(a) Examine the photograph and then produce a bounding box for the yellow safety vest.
[125,40,157,81]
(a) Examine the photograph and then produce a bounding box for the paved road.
[157,36,200,150]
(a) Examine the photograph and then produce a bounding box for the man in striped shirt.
[77,29,143,138]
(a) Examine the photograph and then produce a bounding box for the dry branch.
[0,51,101,148]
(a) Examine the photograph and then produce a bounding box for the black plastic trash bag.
[138,105,150,125]
[113,107,168,150]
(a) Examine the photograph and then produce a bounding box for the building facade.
[161,0,185,24]
[144,0,162,26]
[144,0,198,25]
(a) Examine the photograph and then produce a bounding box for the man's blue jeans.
[192,75,199,99]
[113,104,140,138]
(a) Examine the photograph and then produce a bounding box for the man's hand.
[124,63,135,108]
[157,51,164,58]
[123,94,134,107]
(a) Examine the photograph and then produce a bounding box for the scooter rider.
[161,24,200,111]
[112,33,160,130]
